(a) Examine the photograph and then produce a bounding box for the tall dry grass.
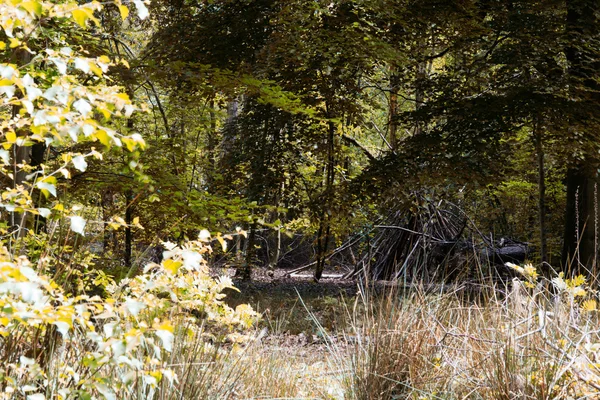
[154,322,344,400]
[341,274,600,400]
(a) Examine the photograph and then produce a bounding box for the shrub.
[0,236,257,399]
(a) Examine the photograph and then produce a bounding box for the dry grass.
[12,273,598,399]
[340,279,600,400]
[156,322,346,399]
[145,274,600,399]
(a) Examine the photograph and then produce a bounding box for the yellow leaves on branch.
[0,0,148,37]
[0,238,256,398]
[0,0,148,219]
[0,2,257,397]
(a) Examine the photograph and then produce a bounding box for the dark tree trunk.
[388,67,399,151]
[236,222,254,281]
[533,120,548,267]
[102,190,113,252]
[11,144,30,237]
[125,190,133,270]
[562,0,600,275]
[31,142,46,233]
[206,98,217,191]
[315,120,336,282]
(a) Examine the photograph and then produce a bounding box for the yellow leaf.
[20,1,43,16]
[122,137,135,152]
[71,9,89,28]
[6,131,16,143]
[98,55,111,64]
[89,64,103,77]
[42,175,57,185]
[97,107,111,120]
[154,320,174,332]
[216,235,227,252]
[132,216,143,229]
[95,130,111,147]
[0,42,6,50]
[9,38,20,48]
[162,259,182,274]
[118,4,129,20]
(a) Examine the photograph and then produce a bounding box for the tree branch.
[340,134,375,161]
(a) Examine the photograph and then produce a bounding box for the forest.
[1,0,600,398]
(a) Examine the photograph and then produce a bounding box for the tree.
[561,0,600,275]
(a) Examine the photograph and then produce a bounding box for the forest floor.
[200,265,600,399]
[218,266,359,399]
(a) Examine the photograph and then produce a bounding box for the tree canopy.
[3,0,600,281]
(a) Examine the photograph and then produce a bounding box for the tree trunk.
[533,120,548,267]
[102,189,113,252]
[124,190,133,270]
[562,0,600,275]
[206,98,217,191]
[11,144,30,237]
[236,221,254,281]
[315,120,336,281]
[31,142,46,233]
[388,66,399,151]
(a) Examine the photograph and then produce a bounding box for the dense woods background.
[4,0,600,282]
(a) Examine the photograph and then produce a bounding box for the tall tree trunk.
[10,49,32,239]
[124,112,135,271]
[388,66,399,151]
[206,97,217,191]
[315,120,336,281]
[124,190,133,270]
[31,142,46,233]
[237,221,254,281]
[102,189,113,252]
[562,0,600,275]
[533,120,548,266]
[11,144,30,237]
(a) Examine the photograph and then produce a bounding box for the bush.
[0,237,257,399]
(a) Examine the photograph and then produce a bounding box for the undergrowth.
[3,234,600,400]
[341,263,600,400]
